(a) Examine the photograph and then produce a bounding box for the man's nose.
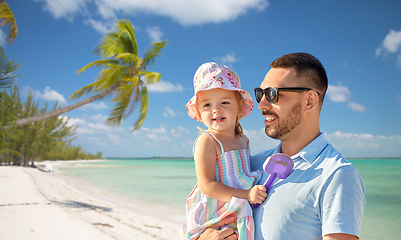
[258,94,272,111]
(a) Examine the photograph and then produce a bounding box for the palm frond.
[0,1,17,44]
[94,20,138,58]
[107,84,136,126]
[97,65,128,90]
[121,75,140,85]
[72,65,129,100]
[142,71,161,85]
[141,40,168,69]
[72,18,165,131]
[76,59,120,74]
[132,84,148,131]
[93,33,122,58]
[69,81,99,100]
[115,19,137,56]
[114,52,138,65]
[0,58,21,89]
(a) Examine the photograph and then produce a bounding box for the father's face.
[257,68,304,140]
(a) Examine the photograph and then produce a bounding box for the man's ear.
[305,91,319,111]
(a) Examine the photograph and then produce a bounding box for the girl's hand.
[246,185,268,204]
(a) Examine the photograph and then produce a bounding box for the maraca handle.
[252,172,277,208]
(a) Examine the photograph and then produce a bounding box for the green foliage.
[0,0,17,44]
[72,19,168,131]
[0,85,103,166]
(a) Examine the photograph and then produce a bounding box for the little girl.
[182,62,267,240]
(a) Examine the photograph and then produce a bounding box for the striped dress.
[182,131,262,240]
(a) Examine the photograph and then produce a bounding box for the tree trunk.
[2,85,119,130]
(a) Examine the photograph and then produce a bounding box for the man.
[199,52,365,240]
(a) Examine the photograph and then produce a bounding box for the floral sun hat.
[185,62,254,122]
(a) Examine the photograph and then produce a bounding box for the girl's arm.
[194,134,266,204]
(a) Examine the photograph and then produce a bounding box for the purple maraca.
[252,153,294,208]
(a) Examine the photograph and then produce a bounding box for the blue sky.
[4,0,401,158]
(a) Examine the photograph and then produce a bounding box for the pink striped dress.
[181,131,262,240]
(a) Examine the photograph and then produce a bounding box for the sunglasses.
[254,87,320,103]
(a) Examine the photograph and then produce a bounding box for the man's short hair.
[270,52,328,104]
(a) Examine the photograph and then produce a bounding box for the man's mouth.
[264,116,277,125]
[266,116,276,121]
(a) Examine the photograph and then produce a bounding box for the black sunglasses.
[254,87,320,103]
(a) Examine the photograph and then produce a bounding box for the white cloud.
[169,126,190,137]
[378,30,401,53]
[83,18,115,34]
[376,29,401,68]
[326,131,401,157]
[63,116,86,127]
[215,53,240,66]
[79,101,109,111]
[348,102,366,112]
[35,0,269,26]
[147,80,184,92]
[107,133,121,144]
[27,86,67,104]
[327,85,366,112]
[34,0,90,21]
[89,113,108,122]
[64,116,115,133]
[147,26,163,42]
[329,131,376,140]
[327,85,351,103]
[163,107,176,118]
[139,126,167,134]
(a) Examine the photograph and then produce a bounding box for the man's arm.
[321,165,365,238]
[323,233,359,240]
[197,215,238,240]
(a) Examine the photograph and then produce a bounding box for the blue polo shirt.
[251,132,365,240]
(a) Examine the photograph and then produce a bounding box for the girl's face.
[196,89,243,134]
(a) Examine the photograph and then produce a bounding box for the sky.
[4,0,401,158]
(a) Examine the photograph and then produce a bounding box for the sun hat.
[185,62,254,122]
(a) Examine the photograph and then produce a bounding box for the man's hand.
[323,233,359,240]
[197,213,238,240]
[246,185,267,204]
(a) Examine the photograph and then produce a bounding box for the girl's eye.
[203,103,210,108]
[222,101,229,105]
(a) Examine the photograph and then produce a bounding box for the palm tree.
[2,19,167,130]
[0,0,17,44]
[0,0,19,157]
[0,0,19,92]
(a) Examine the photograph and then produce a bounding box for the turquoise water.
[350,159,401,239]
[58,158,401,239]
[58,159,197,217]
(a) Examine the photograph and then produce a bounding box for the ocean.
[57,158,401,239]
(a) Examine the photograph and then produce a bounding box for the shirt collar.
[273,132,329,164]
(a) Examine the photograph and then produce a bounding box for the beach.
[1,158,400,239]
[0,162,181,240]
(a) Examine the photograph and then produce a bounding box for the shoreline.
[50,160,186,225]
[0,163,181,240]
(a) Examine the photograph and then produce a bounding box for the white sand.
[0,164,181,240]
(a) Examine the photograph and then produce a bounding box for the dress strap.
[193,127,225,155]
